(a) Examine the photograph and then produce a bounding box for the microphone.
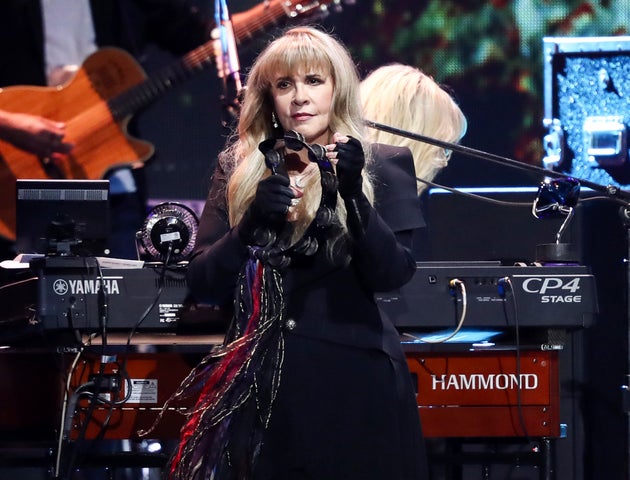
[213,0,243,125]
[213,18,241,84]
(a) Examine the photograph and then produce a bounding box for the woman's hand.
[237,174,294,245]
[326,133,365,199]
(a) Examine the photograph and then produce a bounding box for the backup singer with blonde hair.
[361,63,468,194]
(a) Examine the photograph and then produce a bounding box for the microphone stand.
[365,119,630,205]
[366,118,630,479]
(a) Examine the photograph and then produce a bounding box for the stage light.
[136,202,199,264]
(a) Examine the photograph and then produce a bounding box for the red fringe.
[170,261,264,475]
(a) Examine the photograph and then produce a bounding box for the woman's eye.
[275,79,291,89]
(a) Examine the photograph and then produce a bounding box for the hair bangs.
[256,33,333,88]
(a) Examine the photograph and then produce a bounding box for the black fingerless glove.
[334,137,373,238]
[335,136,365,199]
[237,174,294,246]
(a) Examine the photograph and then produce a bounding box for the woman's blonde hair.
[360,64,467,194]
[224,26,372,247]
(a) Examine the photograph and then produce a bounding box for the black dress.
[186,143,428,479]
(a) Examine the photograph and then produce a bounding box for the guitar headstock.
[282,0,354,21]
[232,0,357,48]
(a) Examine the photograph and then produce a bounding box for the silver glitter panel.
[556,54,630,187]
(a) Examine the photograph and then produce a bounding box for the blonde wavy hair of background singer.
[361,63,467,194]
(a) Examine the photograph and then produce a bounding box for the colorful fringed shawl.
[138,252,286,480]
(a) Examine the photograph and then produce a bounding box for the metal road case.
[542,36,630,188]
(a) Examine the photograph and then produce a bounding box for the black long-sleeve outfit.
[186,143,428,479]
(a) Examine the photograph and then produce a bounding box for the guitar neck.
[107,0,333,120]
[231,0,296,44]
[108,46,214,121]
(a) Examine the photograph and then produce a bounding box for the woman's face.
[271,67,334,146]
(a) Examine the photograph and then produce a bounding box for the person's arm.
[348,205,417,292]
[332,135,417,292]
[0,109,73,157]
[370,143,426,233]
[186,161,247,306]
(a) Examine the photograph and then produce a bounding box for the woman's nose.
[292,84,308,104]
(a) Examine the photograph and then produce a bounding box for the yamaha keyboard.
[0,256,196,342]
[2,258,599,343]
[376,261,598,330]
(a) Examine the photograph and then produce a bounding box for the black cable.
[498,276,530,440]
[55,258,109,478]
[62,361,107,479]
[90,244,176,444]
[126,243,173,345]
[417,176,533,207]
[59,356,137,478]
[68,259,114,475]
[419,175,628,211]
[90,360,133,442]
[60,245,177,476]
[82,252,176,442]
[54,347,85,480]
[93,257,109,347]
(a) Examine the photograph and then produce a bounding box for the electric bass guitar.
[0,0,346,242]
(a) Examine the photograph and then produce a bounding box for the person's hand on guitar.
[0,109,73,159]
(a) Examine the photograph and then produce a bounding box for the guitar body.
[0,48,155,241]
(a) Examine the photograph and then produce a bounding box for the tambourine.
[251,131,341,267]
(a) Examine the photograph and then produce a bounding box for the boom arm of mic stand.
[365,119,630,206]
